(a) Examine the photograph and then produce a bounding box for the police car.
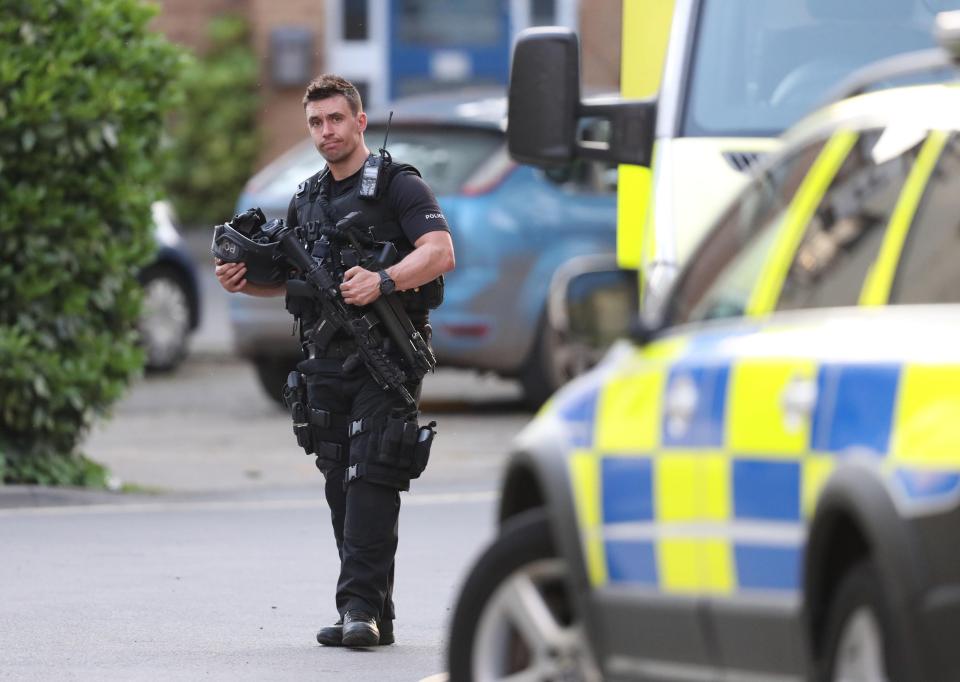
[447,20,960,682]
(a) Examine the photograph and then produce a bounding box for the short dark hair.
[302,74,362,114]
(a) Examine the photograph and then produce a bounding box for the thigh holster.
[346,414,437,490]
[282,370,350,471]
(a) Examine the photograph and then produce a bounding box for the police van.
[447,8,960,682]
[527,0,958,314]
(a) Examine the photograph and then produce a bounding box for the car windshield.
[250,125,503,200]
[683,0,960,137]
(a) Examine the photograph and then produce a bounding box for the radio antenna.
[380,111,394,154]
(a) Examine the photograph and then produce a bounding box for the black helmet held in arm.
[211,207,289,286]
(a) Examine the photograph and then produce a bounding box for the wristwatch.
[378,270,396,296]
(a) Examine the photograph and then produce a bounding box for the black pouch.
[377,415,419,470]
[308,407,345,464]
[410,421,436,479]
[282,370,303,411]
[282,371,313,452]
[295,364,349,469]
[403,276,444,311]
[423,275,444,309]
[285,287,313,318]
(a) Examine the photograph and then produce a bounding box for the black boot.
[316,618,343,647]
[379,619,395,646]
[342,610,379,648]
[317,616,394,646]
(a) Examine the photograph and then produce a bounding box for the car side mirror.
[549,260,642,360]
[508,27,656,168]
[508,27,581,166]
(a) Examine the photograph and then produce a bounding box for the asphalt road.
[3,358,534,680]
[0,485,494,681]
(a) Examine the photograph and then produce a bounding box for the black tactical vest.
[291,159,443,324]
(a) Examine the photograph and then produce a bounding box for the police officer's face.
[305,95,367,165]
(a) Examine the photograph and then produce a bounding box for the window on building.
[352,80,370,109]
[343,0,368,41]
[398,0,502,47]
[531,0,557,25]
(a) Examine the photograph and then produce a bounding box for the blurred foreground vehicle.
[139,201,201,371]
[228,92,616,406]
[448,13,960,682]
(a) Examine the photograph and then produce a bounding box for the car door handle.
[781,375,817,432]
[665,375,698,439]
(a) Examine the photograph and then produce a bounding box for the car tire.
[254,357,297,406]
[448,509,600,682]
[519,314,581,410]
[139,264,191,372]
[818,560,908,682]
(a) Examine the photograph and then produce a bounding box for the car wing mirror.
[507,27,655,168]
[549,257,646,366]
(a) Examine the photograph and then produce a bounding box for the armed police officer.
[214,74,454,648]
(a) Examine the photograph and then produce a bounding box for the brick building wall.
[153,0,327,164]
[581,0,623,91]
[247,0,327,162]
[151,0,247,53]
[153,1,622,168]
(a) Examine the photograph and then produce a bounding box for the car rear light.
[442,323,490,338]
[461,147,517,196]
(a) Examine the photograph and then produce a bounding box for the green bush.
[0,0,184,485]
[165,14,261,227]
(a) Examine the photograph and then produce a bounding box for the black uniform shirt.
[286,163,451,245]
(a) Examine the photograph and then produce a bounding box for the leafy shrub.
[0,0,184,485]
[165,14,261,227]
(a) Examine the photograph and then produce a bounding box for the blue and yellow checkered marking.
[606,540,658,584]
[602,457,654,523]
[892,468,960,501]
[734,545,801,591]
[662,365,729,448]
[733,460,801,522]
[562,332,960,596]
[556,384,600,449]
[812,363,900,455]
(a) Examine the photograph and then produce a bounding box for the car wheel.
[819,560,907,682]
[254,357,297,406]
[139,265,191,372]
[448,509,600,682]
[519,314,584,410]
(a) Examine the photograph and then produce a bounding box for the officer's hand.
[340,266,380,306]
[215,258,247,293]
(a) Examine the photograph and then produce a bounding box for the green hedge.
[0,0,184,485]
[165,14,261,227]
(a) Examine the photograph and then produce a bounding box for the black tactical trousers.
[305,359,421,623]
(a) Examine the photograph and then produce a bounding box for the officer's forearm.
[386,234,455,291]
[242,282,287,297]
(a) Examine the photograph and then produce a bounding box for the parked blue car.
[228,91,617,406]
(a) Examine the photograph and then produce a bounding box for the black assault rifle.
[265,214,435,411]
